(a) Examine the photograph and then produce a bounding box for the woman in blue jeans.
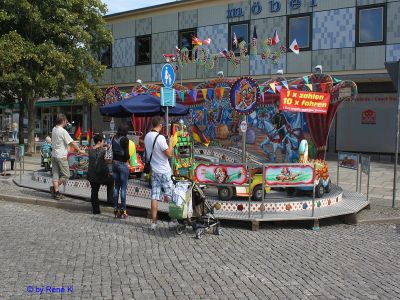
[112,123,130,219]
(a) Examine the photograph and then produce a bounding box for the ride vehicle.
[286,140,332,198]
[216,167,270,201]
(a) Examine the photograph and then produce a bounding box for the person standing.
[144,116,175,230]
[112,123,130,219]
[12,122,18,142]
[87,134,114,214]
[51,114,85,200]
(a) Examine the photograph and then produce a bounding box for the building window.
[357,5,385,46]
[179,29,197,59]
[229,22,249,54]
[99,45,112,68]
[136,35,151,65]
[288,14,312,50]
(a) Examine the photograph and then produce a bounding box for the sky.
[102,0,173,14]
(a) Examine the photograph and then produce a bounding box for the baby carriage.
[170,175,221,239]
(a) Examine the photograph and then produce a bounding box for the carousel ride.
[24,73,368,230]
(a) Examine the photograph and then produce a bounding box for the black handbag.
[144,134,160,174]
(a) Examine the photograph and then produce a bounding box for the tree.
[0,0,112,151]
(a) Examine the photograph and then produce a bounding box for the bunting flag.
[180,91,185,102]
[271,30,280,45]
[282,80,289,89]
[86,128,91,142]
[259,86,264,94]
[289,39,300,54]
[269,82,276,93]
[207,88,213,100]
[192,124,209,147]
[203,38,212,46]
[192,36,203,46]
[201,89,207,100]
[303,76,309,84]
[233,32,238,49]
[306,84,313,91]
[189,90,197,102]
[156,92,160,97]
[334,78,342,83]
[252,26,258,54]
[260,89,265,102]
[74,126,81,140]
[276,85,282,93]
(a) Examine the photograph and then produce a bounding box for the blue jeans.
[112,161,129,210]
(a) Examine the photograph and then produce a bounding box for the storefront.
[35,97,87,137]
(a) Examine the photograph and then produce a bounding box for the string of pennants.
[147,77,343,103]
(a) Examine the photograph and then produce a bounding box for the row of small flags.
[149,80,337,102]
[191,28,300,55]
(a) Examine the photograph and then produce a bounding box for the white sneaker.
[169,220,179,229]
[149,223,157,231]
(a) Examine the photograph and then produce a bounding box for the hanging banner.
[279,88,330,114]
[230,76,260,115]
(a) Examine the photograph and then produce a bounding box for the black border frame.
[287,13,312,51]
[178,27,197,58]
[356,4,386,47]
[135,35,152,65]
[228,21,250,55]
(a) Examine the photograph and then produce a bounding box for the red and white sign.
[361,109,376,124]
[279,89,330,114]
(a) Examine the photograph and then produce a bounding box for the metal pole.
[393,60,400,208]
[248,163,251,219]
[337,160,339,186]
[242,116,247,164]
[261,165,265,219]
[367,165,370,202]
[356,156,359,193]
[166,106,170,139]
[312,163,316,217]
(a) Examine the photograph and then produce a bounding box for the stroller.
[170,175,221,239]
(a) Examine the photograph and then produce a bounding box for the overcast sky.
[103,0,173,14]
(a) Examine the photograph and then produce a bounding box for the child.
[40,136,52,166]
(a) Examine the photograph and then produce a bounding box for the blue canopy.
[99,94,189,117]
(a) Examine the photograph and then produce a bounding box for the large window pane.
[100,45,112,68]
[230,23,249,54]
[136,36,151,65]
[359,7,383,44]
[289,16,310,49]
[179,29,197,59]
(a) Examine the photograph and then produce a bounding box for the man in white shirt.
[144,116,174,230]
[51,114,85,200]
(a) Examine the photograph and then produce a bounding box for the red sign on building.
[361,109,376,124]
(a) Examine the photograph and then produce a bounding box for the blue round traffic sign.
[161,64,175,88]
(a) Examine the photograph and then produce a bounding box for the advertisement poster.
[194,164,247,185]
[264,164,314,187]
[361,155,370,175]
[338,152,359,170]
[279,89,330,114]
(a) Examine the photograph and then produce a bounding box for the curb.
[356,218,400,225]
[0,192,116,215]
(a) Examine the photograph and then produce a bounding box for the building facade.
[100,0,400,155]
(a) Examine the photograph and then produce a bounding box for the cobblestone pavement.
[1,201,400,300]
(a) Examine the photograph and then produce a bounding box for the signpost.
[360,155,371,202]
[161,64,176,137]
[337,152,359,192]
[385,60,400,208]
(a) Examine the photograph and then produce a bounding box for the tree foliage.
[0,0,112,148]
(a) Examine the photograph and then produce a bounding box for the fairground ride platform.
[15,172,369,231]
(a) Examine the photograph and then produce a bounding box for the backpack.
[112,136,125,157]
